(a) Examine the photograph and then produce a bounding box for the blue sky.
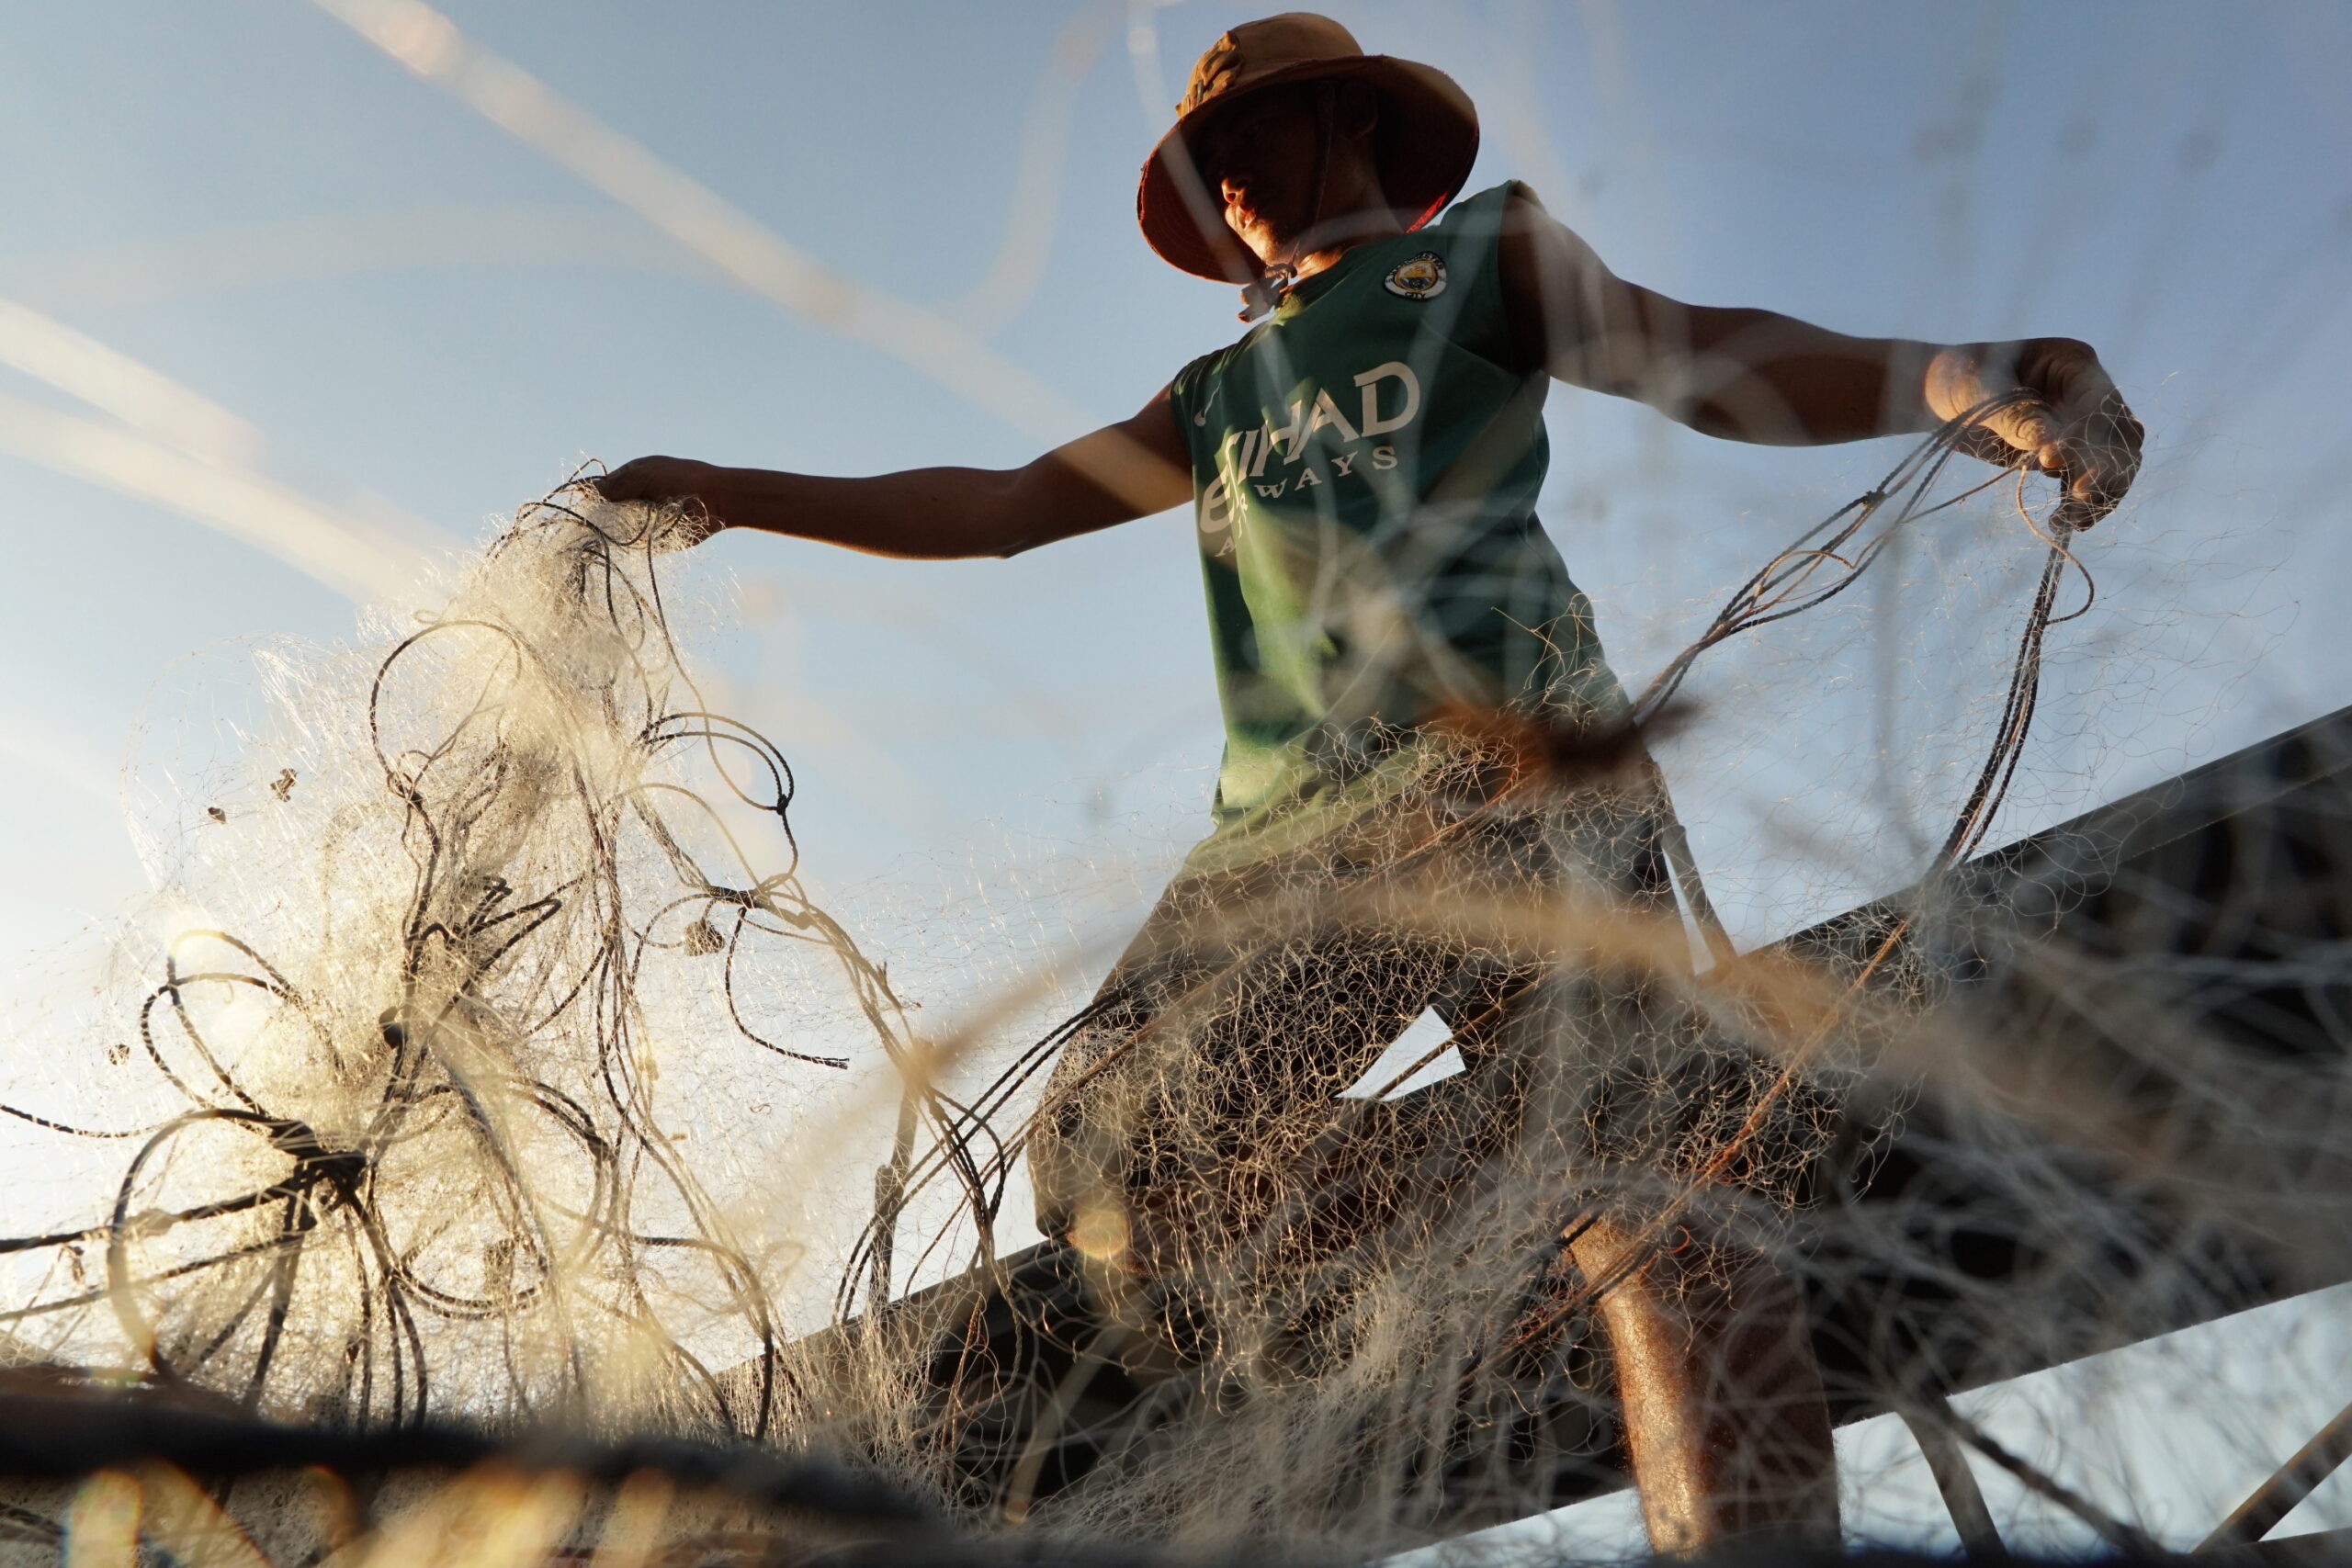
[2,0,2349,1541]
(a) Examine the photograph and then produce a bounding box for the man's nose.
[1219,169,1251,205]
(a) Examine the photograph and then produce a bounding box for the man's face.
[1191,87,1329,267]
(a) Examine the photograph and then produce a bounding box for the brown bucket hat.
[1137,12,1480,283]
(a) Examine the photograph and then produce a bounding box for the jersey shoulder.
[1167,328,1273,439]
[1170,334,1257,397]
[1430,180,1541,238]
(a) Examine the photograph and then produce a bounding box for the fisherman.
[597,13,2141,1549]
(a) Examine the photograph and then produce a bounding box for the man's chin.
[1223,215,1284,264]
[1232,231,1291,272]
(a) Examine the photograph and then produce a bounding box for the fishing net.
[0,491,917,1437]
[0,408,2346,1565]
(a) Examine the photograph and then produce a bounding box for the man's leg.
[1568,1213,1841,1552]
[1532,763,1842,1550]
[1029,854,1453,1280]
[1420,949,1843,1552]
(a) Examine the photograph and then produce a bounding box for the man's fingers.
[1952,402,2140,529]
[1992,406,2062,458]
[594,456,700,504]
[1938,340,2143,527]
[2060,468,2114,527]
[2066,396,2143,512]
[1949,424,2017,467]
[595,463,663,502]
[592,463,641,501]
[2050,428,2140,528]
[1953,404,2058,473]
[586,457,727,545]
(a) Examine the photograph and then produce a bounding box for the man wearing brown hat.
[600,12,2140,1550]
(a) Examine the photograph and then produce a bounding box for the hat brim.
[1137,54,1480,283]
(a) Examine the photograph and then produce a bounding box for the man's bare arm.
[1496,186,2143,520]
[594,389,1193,558]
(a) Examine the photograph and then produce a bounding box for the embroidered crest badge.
[1383,251,1447,301]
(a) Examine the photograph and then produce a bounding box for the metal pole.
[2200,1396,2352,1551]
[867,1083,919,1310]
[1900,1400,2005,1558]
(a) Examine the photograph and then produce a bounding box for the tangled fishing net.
[0,408,2346,1563]
[0,490,914,1437]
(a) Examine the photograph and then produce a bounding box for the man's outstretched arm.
[594,389,1193,558]
[1497,187,2143,522]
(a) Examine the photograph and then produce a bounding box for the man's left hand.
[1927,339,2144,526]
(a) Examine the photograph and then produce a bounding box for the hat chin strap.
[1239,83,1338,322]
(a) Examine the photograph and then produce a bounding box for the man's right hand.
[595,456,721,508]
[592,457,728,545]
[1926,341,2143,526]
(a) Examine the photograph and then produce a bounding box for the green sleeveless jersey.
[1168,183,1621,837]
